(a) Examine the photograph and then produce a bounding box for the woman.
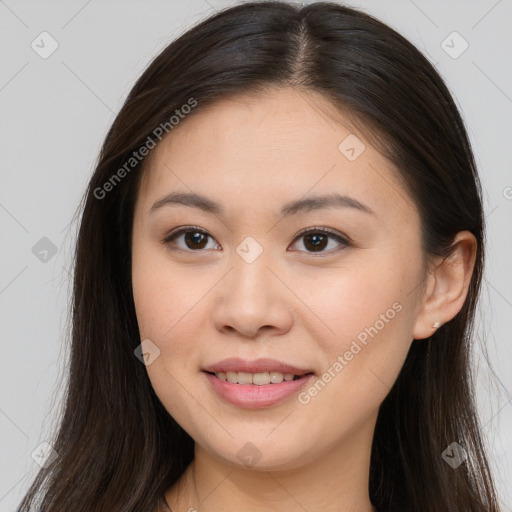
[17,1,502,511]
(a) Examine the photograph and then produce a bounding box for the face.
[131,87,428,471]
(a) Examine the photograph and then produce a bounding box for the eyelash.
[161,226,351,256]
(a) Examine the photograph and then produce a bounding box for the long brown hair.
[17,2,501,511]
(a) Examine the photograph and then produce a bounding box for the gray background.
[1,0,511,510]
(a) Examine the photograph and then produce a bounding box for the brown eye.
[303,233,329,252]
[183,230,209,249]
[163,227,219,251]
[290,228,350,255]
[162,226,350,255]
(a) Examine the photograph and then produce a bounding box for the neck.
[165,417,377,512]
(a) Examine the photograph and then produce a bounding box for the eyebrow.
[149,191,376,218]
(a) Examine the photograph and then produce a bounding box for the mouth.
[202,358,316,408]
[204,370,314,385]
[203,357,315,378]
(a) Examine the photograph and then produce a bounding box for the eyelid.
[161,226,217,250]
[292,226,351,244]
[289,226,351,255]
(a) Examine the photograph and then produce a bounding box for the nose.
[211,247,294,339]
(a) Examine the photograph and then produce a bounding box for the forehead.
[137,88,416,223]
[149,88,361,174]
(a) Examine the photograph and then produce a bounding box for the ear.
[412,231,477,341]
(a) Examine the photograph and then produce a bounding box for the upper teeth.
[215,371,297,385]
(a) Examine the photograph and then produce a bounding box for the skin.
[131,87,477,512]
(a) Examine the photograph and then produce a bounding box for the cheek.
[293,263,405,340]
[132,252,214,367]
[291,261,415,392]
[132,261,205,423]
[290,274,412,439]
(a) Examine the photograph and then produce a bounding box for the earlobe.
[412,231,477,340]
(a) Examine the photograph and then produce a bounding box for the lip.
[203,357,313,376]
[202,358,315,409]
[204,372,314,409]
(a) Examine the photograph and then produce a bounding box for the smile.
[211,370,304,385]
[203,371,314,409]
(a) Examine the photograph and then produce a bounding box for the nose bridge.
[211,234,292,336]
[229,234,277,301]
